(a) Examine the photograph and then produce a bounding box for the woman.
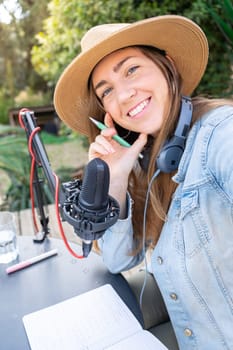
[54,16,233,350]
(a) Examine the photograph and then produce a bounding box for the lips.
[127,98,150,117]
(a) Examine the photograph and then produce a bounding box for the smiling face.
[92,47,169,137]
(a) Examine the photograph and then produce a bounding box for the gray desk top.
[0,236,143,350]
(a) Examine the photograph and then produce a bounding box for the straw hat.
[54,15,209,135]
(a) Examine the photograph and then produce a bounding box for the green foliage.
[207,0,233,46]
[13,87,52,108]
[31,0,149,84]
[0,127,31,211]
[0,0,50,100]
[0,126,54,211]
[0,124,22,136]
[180,0,233,97]
[40,131,71,144]
[0,124,80,211]
[0,91,13,124]
[31,0,233,99]
[0,86,51,125]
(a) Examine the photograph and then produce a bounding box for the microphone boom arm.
[20,110,120,256]
[21,110,66,202]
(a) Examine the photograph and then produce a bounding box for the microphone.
[62,158,120,257]
[78,158,111,256]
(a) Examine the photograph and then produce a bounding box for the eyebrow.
[113,56,133,73]
[94,56,133,92]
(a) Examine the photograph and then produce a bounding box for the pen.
[89,117,143,159]
[6,249,58,274]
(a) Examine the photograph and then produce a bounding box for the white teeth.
[128,100,148,117]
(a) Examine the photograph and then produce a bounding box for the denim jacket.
[98,105,233,350]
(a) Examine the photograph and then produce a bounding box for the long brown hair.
[88,45,233,253]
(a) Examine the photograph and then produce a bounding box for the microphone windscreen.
[79,158,110,211]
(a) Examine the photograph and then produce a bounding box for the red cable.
[30,157,40,232]
[18,109,39,233]
[53,172,84,259]
[28,127,41,233]
[18,108,84,258]
[18,108,29,129]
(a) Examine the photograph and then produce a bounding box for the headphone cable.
[139,168,161,307]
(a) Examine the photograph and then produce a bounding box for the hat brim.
[54,15,208,135]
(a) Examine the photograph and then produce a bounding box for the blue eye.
[101,87,112,99]
[127,65,139,75]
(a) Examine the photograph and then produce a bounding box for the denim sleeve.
[207,108,233,199]
[98,193,144,273]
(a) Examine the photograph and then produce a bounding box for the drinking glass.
[0,211,18,264]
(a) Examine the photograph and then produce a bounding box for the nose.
[117,84,136,103]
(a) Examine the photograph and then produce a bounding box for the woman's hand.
[88,112,147,177]
[88,113,147,218]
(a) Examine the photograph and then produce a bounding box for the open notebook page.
[108,330,168,350]
[23,284,144,350]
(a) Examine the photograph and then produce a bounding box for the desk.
[0,236,143,350]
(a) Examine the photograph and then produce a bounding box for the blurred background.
[0,0,232,212]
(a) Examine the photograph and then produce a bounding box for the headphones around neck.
[156,96,193,173]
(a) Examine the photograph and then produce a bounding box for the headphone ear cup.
[156,96,193,174]
[156,137,185,173]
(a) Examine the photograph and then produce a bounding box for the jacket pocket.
[180,190,199,219]
[176,190,211,257]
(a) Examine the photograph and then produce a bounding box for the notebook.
[23,284,168,350]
